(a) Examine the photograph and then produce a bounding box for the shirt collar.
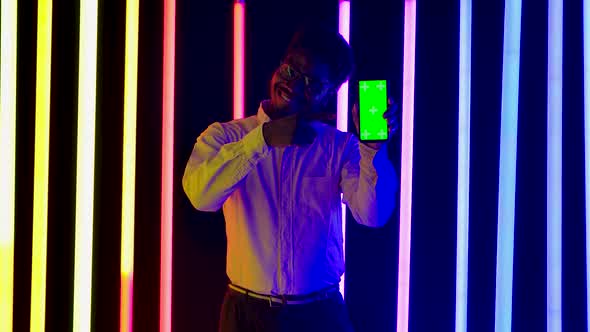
[257,101,272,124]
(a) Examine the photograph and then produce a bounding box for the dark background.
[11,0,587,331]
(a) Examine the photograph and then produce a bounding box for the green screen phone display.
[358,80,388,142]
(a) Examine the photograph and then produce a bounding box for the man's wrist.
[361,141,382,151]
[262,122,270,145]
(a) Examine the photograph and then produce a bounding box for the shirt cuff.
[359,142,379,165]
[240,123,271,164]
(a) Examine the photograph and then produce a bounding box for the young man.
[183,23,399,332]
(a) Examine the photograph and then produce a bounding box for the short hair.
[284,22,355,88]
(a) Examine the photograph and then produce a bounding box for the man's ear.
[320,90,335,107]
[327,87,338,99]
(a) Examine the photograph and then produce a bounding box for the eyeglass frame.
[276,61,334,100]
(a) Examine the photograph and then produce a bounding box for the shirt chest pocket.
[297,175,339,219]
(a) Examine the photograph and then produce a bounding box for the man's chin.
[269,100,297,118]
[273,109,296,119]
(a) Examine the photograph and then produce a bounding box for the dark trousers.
[218,287,355,332]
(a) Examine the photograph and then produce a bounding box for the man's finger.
[388,103,399,112]
[351,104,359,120]
[383,109,397,119]
[385,105,400,117]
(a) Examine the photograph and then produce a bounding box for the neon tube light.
[455,0,472,331]
[494,0,522,331]
[30,0,53,331]
[160,0,176,331]
[337,0,350,297]
[233,0,245,120]
[73,0,99,331]
[0,0,17,331]
[120,0,140,331]
[396,1,416,331]
[547,0,563,330]
[337,0,350,133]
[583,0,590,329]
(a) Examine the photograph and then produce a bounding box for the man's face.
[269,51,334,117]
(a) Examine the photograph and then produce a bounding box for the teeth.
[280,89,291,102]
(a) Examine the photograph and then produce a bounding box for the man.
[183,23,399,332]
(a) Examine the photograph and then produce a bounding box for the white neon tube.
[455,0,472,331]
[494,0,522,331]
[0,0,17,330]
[547,0,563,330]
[73,0,99,331]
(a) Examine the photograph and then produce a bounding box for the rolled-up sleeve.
[340,135,398,227]
[182,122,270,212]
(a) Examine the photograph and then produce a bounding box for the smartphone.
[358,80,389,142]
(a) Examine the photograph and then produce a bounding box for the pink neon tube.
[337,0,350,132]
[160,0,175,331]
[337,0,350,297]
[396,1,416,331]
[234,0,245,119]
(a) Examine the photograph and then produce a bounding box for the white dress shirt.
[182,102,398,296]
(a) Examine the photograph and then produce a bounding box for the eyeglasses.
[277,62,332,98]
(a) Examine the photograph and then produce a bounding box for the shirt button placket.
[280,148,290,292]
[285,148,295,294]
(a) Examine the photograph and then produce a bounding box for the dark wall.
[10,0,588,331]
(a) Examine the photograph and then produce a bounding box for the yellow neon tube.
[120,0,139,331]
[30,1,53,331]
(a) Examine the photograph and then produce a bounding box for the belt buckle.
[268,296,281,308]
[269,294,287,308]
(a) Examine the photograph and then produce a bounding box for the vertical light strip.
[337,0,350,297]
[494,0,522,331]
[455,0,472,331]
[73,0,99,330]
[0,0,17,331]
[337,0,350,133]
[583,0,590,329]
[160,0,175,331]
[233,0,245,120]
[120,0,140,331]
[547,0,563,330]
[396,1,416,331]
[30,0,53,331]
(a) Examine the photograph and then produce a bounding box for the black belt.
[228,283,340,307]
